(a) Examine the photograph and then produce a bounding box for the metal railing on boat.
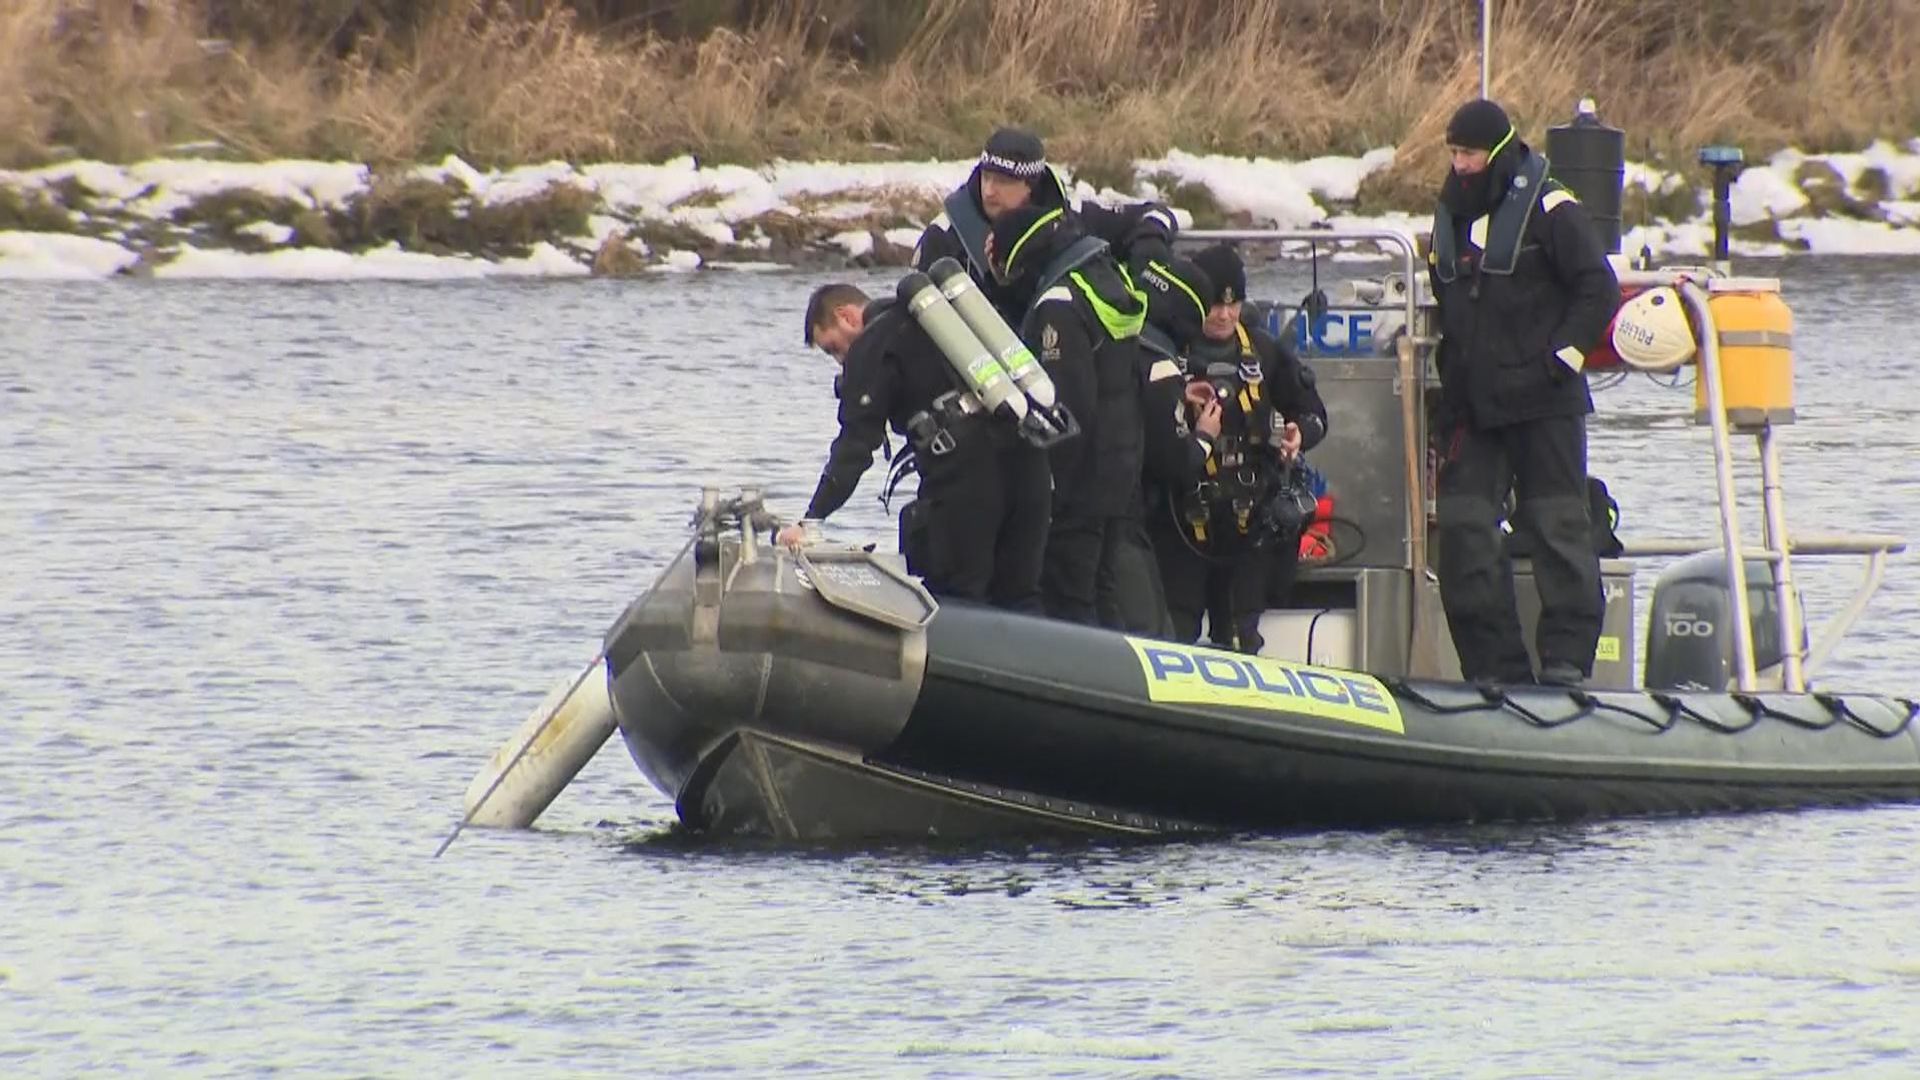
[1172,231,1906,692]
[1619,268,1904,693]
[1623,533,1907,687]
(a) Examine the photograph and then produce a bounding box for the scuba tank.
[897,270,1029,427]
[928,256,1076,445]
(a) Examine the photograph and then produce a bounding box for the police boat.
[456,114,1914,844]
[549,470,1912,842]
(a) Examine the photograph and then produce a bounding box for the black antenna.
[1637,137,1654,270]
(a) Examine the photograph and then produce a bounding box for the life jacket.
[1025,234,1138,333]
[941,168,1072,284]
[1432,149,1551,281]
[1179,325,1277,544]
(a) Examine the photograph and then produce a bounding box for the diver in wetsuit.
[780,282,1051,611]
[1149,244,1329,654]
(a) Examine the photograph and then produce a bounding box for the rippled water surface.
[5,259,1920,1077]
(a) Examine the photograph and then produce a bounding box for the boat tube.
[600,491,1920,842]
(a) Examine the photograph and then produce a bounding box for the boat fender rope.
[1731,692,1841,732]
[1587,696,1678,733]
[1815,692,1919,739]
[1651,692,1761,735]
[1470,679,1513,703]
[1383,679,1500,715]
[1499,691,1596,730]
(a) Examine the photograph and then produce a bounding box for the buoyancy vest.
[941,169,1073,283]
[1180,325,1279,543]
[1432,149,1551,281]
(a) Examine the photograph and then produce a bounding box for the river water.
[4,257,1919,1077]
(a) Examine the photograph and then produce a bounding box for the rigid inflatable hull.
[884,607,1920,829]
[604,543,1920,841]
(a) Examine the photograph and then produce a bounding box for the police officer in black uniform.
[1145,244,1328,654]
[1135,255,1222,638]
[982,203,1150,627]
[1426,99,1621,685]
[916,126,1179,325]
[779,282,1051,612]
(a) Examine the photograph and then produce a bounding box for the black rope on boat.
[1814,693,1920,739]
[1393,681,1668,733]
[1498,689,1598,730]
[1383,678,1506,715]
[1729,692,1842,732]
[1584,695,1680,733]
[1649,692,1763,735]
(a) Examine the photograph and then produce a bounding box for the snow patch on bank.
[3,139,1920,280]
[0,232,141,279]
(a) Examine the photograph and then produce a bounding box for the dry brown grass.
[4,0,1919,210]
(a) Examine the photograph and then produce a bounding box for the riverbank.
[3,140,1920,280]
[6,1,1916,195]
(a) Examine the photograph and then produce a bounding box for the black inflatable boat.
[600,493,1920,842]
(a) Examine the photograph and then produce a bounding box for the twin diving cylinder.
[898,257,1076,450]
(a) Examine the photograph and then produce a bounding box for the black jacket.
[803,299,1001,520]
[1140,347,1213,493]
[1014,248,1149,522]
[914,163,1177,325]
[1428,148,1621,430]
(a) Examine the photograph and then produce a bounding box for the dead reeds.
[3,0,1917,202]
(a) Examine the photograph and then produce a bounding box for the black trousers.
[1097,514,1175,636]
[1147,506,1279,654]
[1435,415,1603,681]
[1043,514,1170,630]
[910,444,1051,614]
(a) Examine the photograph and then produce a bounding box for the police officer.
[1147,244,1328,654]
[983,203,1150,627]
[1426,99,1621,686]
[1134,255,1222,639]
[778,282,1051,612]
[916,126,1180,325]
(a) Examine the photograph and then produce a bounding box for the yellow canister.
[1694,277,1794,428]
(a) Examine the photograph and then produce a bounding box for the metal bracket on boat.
[691,487,779,567]
[793,548,938,632]
[688,486,782,643]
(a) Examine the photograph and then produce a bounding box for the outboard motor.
[1644,551,1807,691]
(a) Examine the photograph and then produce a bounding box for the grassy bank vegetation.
[3,0,1916,209]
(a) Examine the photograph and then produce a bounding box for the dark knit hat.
[980,126,1048,181]
[1445,99,1514,153]
[1190,243,1247,306]
[988,203,1063,280]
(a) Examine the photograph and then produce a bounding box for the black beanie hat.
[980,126,1048,181]
[1445,99,1513,153]
[988,204,1062,279]
[1190,243,1247,306]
